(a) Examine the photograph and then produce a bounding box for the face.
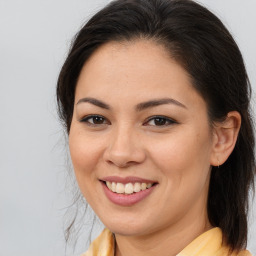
[69,40,215,237]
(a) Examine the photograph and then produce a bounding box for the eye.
[80,115,110,126]
[144,116,177,126]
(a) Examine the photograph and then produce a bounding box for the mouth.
[99,177,158,206]
[101,180,157,195]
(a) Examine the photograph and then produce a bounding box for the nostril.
[103,142,146,167]
[106,159,135,168]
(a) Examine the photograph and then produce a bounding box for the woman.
[56,0,255,255]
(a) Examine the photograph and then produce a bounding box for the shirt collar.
[82,227,251,256]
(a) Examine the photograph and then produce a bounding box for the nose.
[103,126,146,168]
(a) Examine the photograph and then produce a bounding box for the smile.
[100,176,158,206]
[106,181,153,194]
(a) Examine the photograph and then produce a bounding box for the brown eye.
[91,116,105,124]
[144,116,177,126]
[153,117,168,126]
[80,115,109,126]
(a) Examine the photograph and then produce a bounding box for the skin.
[69,40,241,256]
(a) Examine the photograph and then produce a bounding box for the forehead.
[75,40,206,111]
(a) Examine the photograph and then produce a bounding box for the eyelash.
[144,115,177,126]
[80,115,177,127]
[80,115,109,126]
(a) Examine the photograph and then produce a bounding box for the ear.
[210,111,241,167]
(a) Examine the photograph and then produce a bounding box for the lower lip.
[101,182,156,206]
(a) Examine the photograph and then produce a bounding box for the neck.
[114,205,212,256]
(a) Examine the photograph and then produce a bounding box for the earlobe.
[210,111,241,167]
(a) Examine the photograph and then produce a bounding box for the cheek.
[68,126,102,180]
[68,127,106,205]
[147,131,212,220]
[148,128,212,185]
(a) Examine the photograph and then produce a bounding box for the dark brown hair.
[57,0,255,251]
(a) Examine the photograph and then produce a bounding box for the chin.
[103,218,151,237]
[107,226,147,237]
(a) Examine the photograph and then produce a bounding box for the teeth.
[141,183,147,190]
[125,183,134,194]
[112,182,116,192]
[134,182,141,192]
[147,183,152,188]
[106,181,112,190]
[106,181,154,194]
[116,183,125,194]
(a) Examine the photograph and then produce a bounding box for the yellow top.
[81,227,252,256]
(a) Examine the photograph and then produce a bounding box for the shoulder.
[81,228,114,256]
[236,250,253,256]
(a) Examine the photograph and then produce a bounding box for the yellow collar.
[82,228,251,256]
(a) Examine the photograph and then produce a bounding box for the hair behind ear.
[208,109,255,250]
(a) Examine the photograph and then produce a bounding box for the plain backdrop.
[0,0,255,255]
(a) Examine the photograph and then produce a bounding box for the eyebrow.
[77,97,111,110]
[76,97,187,111]
[135,98,187,111]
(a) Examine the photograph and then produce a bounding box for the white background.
[0,0,255,255]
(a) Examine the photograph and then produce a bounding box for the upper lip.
[100,176,158,184]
